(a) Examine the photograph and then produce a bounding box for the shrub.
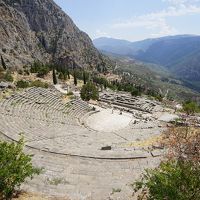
[134,127,200,200]
[0,71,4,81]
[134,160,200,200]
[4,71,13,82]
[163,127,200,163]
[30,61,50,77]
[16,80,29,88]
[183,101,199,115]
[58,72,64,80]
[112,188,121,194]
[0,66,4,73]
[155,94,163,102]
[81,82,99,101]
[30,80,48,88]
[67,91,74,96]
[0,138,41,199]
[131,88,141,96]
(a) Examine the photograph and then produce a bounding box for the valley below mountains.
[94,35,200,92]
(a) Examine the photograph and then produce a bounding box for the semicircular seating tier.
[0,87,163,159]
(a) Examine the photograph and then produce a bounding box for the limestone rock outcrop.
[0,0,105,69]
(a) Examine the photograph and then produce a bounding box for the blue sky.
[54,0,200,41]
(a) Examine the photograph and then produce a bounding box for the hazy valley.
[94,35,200,93]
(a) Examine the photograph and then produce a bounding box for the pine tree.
[1,56,7,70]
[52,67,57,85]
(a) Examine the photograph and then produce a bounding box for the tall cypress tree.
[73,70,77,86]
[66,68,70,79]
[63,72,67,81]
[83,70,87,85]
[52,67,57,85]
[1,56,7,70]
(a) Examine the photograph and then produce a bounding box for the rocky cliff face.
[0,0,105,69]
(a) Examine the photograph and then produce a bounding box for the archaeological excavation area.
[0,88,168,200]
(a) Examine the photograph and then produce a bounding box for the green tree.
[30,61,50,77]
[1,56,7,70]
[52,67,57,85]
[63,72,68,80]
[103,81,107,89]
[58,72,64,80]
[83,70,87,85]
[131,87,141,96]
[0,138,41,200]
[73,70,77,86]
[183,101,199,115]
[16,80,29,88]
[30,80,48,88]
[134,127,200,200]
[81,82,99,101]
[4,71,13,82]
[134,160,200,200]
[66,69,70,79]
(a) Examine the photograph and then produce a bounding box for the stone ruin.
[0,87,165,200]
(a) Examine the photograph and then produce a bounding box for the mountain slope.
[109,55,200,101]
[0,0,104,69]
[135,36,200,80]
[93,37,156,55]
[93,35,200,83]
[93,37,133,56]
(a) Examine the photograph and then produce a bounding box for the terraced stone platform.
[0,87,165,200]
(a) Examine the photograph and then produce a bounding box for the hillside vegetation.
[94,35,200,91]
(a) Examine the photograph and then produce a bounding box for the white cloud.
[111,1,200,38]
[94,29,110,38]
[163,0,200,6]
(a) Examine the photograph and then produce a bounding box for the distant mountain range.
[93,35,200,88]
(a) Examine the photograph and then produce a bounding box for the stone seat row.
[0,87,92,126]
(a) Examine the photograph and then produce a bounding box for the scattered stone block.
[101,146,112,150]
